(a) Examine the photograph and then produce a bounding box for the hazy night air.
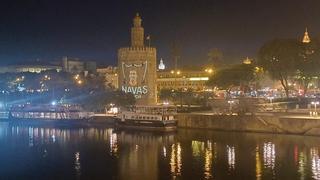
[2,1,320,180]
[0,0,319,66]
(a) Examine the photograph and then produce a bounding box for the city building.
[157,68,212,92]
[0,65,62,74]
[97,66,119,89]
[118,14,157,105]
[62,56,97,74]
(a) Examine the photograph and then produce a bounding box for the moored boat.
[116,105,177,132]
[9,103,94,124]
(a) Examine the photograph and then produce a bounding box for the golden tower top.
[131,13,144,47]
[133,13,142,27]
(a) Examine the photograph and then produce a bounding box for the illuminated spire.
[243,57,252,65]
[158,58,165,70]
[302,28,311,44]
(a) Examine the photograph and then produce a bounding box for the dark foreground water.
[0,123,320,180]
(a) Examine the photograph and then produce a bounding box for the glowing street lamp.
[227,100,234,112]
[51,101,57,106]
[205,68,213,74]
[267,96,274,103]
[74,74,80,80]
[311,101,319,116]
[163,101,169,106]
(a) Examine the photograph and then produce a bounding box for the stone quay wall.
[176,113,320,136]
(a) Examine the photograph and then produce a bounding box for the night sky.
[0,0,319,67]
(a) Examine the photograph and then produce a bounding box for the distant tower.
[302,28,311,44]
[158,58,165,70]
[118,14,157,105]
[243,57,252,65]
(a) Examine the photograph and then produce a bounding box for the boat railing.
[130,106,177,115]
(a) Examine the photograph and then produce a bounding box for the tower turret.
[131,13,144,47]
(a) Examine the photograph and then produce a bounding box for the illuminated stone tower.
[118,14,157,105]
[302,28,311,44]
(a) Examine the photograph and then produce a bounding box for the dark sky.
[0,0,319,67]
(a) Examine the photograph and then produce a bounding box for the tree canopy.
[257,39,304,97]
[295,40,320,94]
[207,63,256,93]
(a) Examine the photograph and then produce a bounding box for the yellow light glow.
[74,74,80,80]
[177,71,181,75]
[170,70,174,74]
[77,80,82,84]
[189,77,209,81]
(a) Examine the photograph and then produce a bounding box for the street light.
[51,101,57,106]
[311,101,319,116]
[227,100,234,113]
[205,68,213,74]
[267,96,275,110]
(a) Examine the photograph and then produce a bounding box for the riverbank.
[177,112,320,136]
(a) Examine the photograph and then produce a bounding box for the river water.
[0,123,320,180]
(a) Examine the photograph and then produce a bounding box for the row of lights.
[169,68,214,75]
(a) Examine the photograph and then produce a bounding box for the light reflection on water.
[256,146,262,180]
[227,145,235,170]
[74,151,81,178]
[1,124,320,179]
[109,130,118,155]
[311,147,320,180]
[263,142,275,170]
[170,143,182,179]
[299,151,306,180]
[204,141,213,179]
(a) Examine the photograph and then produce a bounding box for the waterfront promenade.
[177,110,320,136]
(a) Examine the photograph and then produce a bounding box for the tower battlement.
[118,47,156,53]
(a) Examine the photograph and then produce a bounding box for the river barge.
[116,105,177,131]
[9,104,94,123]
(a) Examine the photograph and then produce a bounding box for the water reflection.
[170,143,182,179]
[227,145,235,170]
[256,146,262,180]
[109,130,118,156]
[192,140,204,157]
[204,141,213,179]
[311,147,320,180]
[191,140,215,179]
[298,151,306,180]
[163,146,167,158]
[74,152,81,178]
[263,142,275,169]
[1,124,320,179]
